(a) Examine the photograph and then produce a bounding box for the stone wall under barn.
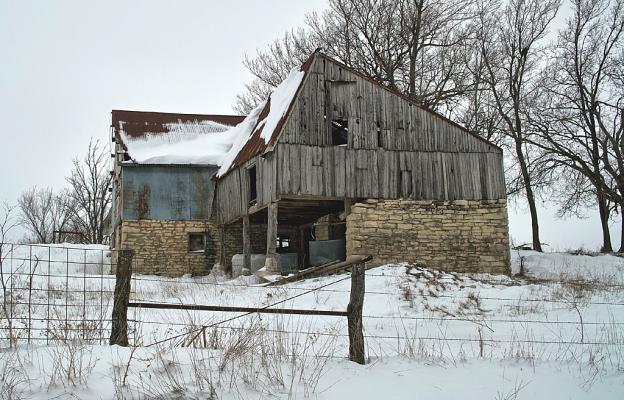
[113,219,266,276]
[346,199,511,275]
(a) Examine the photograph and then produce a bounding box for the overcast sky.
[0,0,620,250]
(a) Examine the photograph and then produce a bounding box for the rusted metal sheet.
[112,110,244,138]
[122,165,217,220]
[220,53,317,177]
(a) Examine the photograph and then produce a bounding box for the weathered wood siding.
[215,54,506,224]
[275,144,505,201]
[280,55,498,154]
[215,154,278,224]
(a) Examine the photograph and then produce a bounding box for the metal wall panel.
[122,165,217,220]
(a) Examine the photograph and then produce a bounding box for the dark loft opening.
[331,119,348,145]
[188,233,205,252]
[248,165,257,204]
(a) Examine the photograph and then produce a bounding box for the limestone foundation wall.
[346,199,511,275]
[114,219,266,276]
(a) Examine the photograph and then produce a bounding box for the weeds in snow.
[0,350,30,400]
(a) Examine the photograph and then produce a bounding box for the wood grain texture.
[215,54,506,225]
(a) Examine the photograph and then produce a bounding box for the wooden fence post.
[347,262,365,364]
[110,249,133,346]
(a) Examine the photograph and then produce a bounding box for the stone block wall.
[221,222,268,274]
[114,219,266,276]
[346,199,511,275]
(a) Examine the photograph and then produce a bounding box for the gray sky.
[0,0,620,250]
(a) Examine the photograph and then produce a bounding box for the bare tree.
[0,202,19,347]
[234,28,318,114]
[17,187,74,243]
[530,0,623,252]
[66,139,112,244]
[235,0,477,116]
[476,0,561,252]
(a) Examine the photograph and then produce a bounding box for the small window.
[248,165,257,204]
[376,122,383,148]
[277,234,290,253]
[188,233,205,253]
[331,119,348,146]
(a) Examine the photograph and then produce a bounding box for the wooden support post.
[344,198,354,218]
[110,249,133,346]
[347,262,365,364]
[218,225,226,271]
[264,202,279,273]
[295,226,304,269]
[242,215,251,276]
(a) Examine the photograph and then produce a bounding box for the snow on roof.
[117,65,307,172]
[120,119,238,165]
[114,52,309,171]
[216,67,306,176]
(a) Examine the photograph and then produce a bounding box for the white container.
[231,254,267,276]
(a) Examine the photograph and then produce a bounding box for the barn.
[110,51,511,277]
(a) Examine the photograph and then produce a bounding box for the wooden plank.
[129,302,348,317]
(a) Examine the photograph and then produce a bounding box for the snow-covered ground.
[1,246,623,399]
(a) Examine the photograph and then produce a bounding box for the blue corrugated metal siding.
[122,165,217,220]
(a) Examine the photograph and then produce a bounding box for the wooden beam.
[344,198,354,217]
[264,202,279,273]
[242,215,251,276]
[218,225,226,271]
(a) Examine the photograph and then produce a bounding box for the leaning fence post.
[347,261,365,364]
[110,249,133,346]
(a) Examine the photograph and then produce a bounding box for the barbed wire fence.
[1,243,623,366]
[122,256,624,363]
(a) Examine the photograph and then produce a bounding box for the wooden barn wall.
[215,154,278,224]
[281,56,498,154]
[275,144,506,201]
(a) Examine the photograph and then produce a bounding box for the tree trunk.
[596,190,613,253]
[619,204,624,253]
[515,139,542,252]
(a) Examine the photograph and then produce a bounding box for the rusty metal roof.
[220,53,317,176]
[112,110,245,139]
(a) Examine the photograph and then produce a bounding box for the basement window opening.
[248,165,257,205]
[277,235,290,253]
[188,233,206,253]
[331,118,348,146]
